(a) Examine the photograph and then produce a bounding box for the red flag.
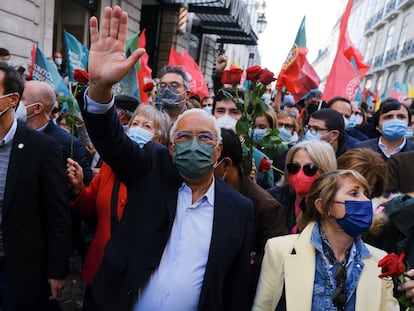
[276,16,319,101]
[137,29,153,104]
[26,44,37,80]
[292,59,320,102]
[168,47,208,99]
[323,0,370,101]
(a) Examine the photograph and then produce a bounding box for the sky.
[259,0,343,76]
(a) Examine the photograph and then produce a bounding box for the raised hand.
[88,6,145,103]
[215,54,228,73]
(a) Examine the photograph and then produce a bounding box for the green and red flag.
[276,16,319,102]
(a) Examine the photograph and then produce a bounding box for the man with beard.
[155,66,201,123]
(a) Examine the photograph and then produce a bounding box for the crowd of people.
[1,5,414,311]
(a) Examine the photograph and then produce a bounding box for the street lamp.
[257,13,267,33]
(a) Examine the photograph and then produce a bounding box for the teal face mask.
[173,139,216,179]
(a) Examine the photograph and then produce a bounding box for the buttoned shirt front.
[134,180,215,311]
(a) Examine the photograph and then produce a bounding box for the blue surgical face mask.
[335,200,373,238]
[278,127,293,141]
[203,106,212,115]
[127,126,154,148]
[346,115,357,129]
[54,58,63,66]
[252,128,267,144]
[302,129,321,141]
[173,139,216,180]
[381,119,408,140]
[405,127,414,139]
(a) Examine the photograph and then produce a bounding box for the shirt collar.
[1,118,18,147]
[179,178,216,207]
[378,136,406,158]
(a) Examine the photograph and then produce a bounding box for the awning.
[159,0,258,45]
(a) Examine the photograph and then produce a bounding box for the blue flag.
[32,45,72,99]
[64,29,89,83]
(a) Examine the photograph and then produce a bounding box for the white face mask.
[0,93,12,117]
[216,114,237,130]
[15,101,27,122]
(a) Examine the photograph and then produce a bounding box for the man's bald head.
[22,80,57,115]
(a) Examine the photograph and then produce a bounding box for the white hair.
[169,108,222,143]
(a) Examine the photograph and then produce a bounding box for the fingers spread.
[89,16,99,43]
[118,11,129,43]
[109,6,122,38]
[100,6,113,38]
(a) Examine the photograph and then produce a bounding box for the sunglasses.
[332,263,347,309]
[286,163,319,177]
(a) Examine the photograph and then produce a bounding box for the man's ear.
[185,90,191,100]
[331,130,340,141]
[168,141,174,158]
[8,92,20,108]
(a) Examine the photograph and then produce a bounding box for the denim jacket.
[310,223,371,311]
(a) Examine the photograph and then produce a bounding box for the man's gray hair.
[169,108,222,144]
[161,66,191,90]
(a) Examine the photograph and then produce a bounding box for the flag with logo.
[275,16,320,102]
[30,44,72,98]
[323,0,370,101]
[63,29,89,82]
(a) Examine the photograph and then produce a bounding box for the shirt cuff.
[83,87,114,114]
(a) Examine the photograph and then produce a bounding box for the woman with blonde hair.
[254,170,399,311]
[268,140,337,233]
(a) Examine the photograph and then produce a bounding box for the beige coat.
[252,222,399,311]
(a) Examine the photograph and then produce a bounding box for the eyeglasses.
[157,81,184,91]
[173,131,217,145]
[305,125,329,133]
[332,263,347,310]
[278,122,294,130]
[286,163,319,177]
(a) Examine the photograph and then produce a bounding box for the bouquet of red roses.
[378,252,414,310]
[221,65,281,173]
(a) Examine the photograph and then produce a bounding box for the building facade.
[313,0,414,102]
[0,0,266,88]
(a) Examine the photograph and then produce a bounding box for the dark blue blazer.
[4,122,71,306]
[83,106,254,311]
[354,137,414,160]
[43,120,93,185]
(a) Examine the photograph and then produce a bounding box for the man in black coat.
[80,6,254,311]
[0,62,71,309]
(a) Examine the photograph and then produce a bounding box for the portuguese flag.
[276,16,319,102]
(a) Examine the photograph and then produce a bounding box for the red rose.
[73,69,89,84]
[143,81,155,93]
[258,68,276,85]
[378,252,406,278]
[246,65,262,82]
[259,157,272,173]
[221,68,243,85]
